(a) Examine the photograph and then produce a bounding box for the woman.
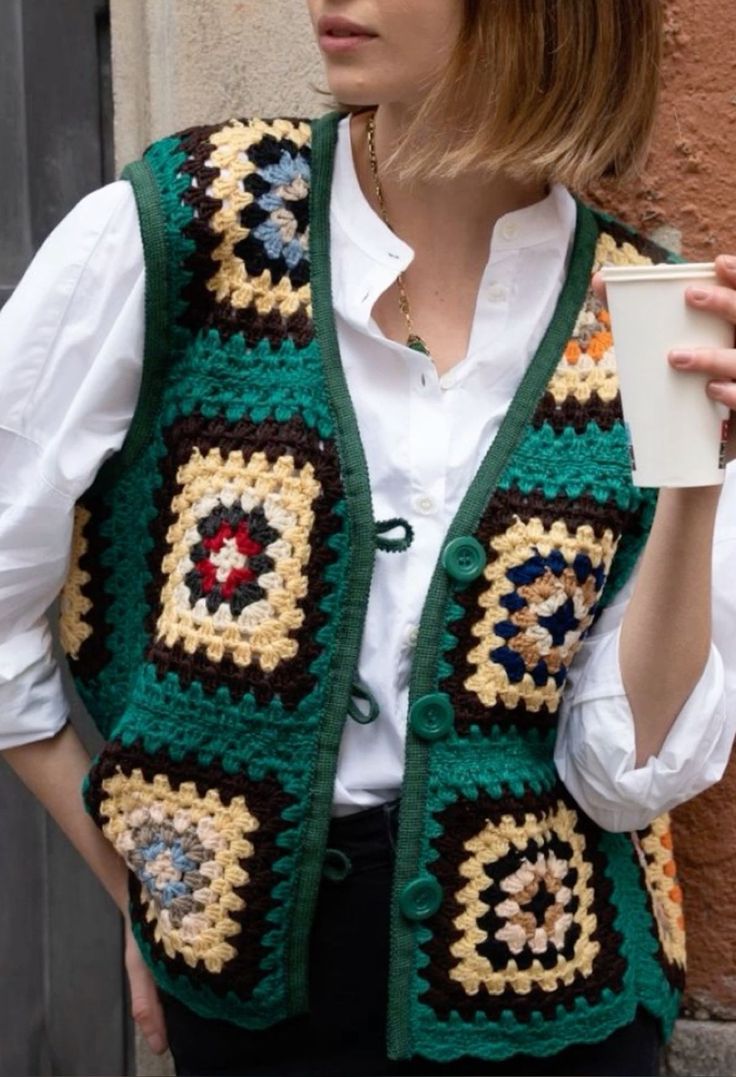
[1,1,735,1074]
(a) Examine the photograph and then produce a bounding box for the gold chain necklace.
[366,110,431,358]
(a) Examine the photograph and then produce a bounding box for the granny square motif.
[147,414,343,707]
[86,740,294,1002]
[419,786,625,1022]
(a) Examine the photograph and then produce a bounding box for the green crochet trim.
[387,198,601,1059]
[284,110,379,1012]
[138,132,199,356]
[95,151,174,484]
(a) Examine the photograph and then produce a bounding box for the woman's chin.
[324,79,379,109]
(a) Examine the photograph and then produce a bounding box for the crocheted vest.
[59,114,686,1064]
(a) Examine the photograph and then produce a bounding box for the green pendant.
[407,334,430,357]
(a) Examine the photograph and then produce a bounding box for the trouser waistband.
[322,799,400,879]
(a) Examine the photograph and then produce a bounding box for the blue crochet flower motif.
[137,837,199,908]
[252,150,310,269]
[491,548,605,688]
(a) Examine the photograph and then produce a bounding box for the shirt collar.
[331,114,413,270]
[490,182,574,253]
[330,114,572,267]
[329,115,576,348]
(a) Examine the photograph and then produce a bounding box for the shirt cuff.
[555,625,732,832]
[0,621,70,750]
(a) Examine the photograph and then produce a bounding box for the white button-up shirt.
[0,116,733,830]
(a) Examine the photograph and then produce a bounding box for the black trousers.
[161,800,662,1077]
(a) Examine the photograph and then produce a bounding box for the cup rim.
[600,262,717,283]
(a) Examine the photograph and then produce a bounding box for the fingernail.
[148,1035,165,1055]
[670,351,693,367]
[707,382,728,400]
[689,288,710,302]
[722,255,736,272]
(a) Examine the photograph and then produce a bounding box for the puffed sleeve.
[0,181,144,748]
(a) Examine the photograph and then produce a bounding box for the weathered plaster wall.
[673,767,736,1020]
[110,2,736,1073]
[600,0,736,259]
[605,0,736,1028]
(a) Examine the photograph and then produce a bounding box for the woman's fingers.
[669,254,736,398]
[125,920,168,1056]
[715,253,736,285]
[685,280,736,324]
[705,380,736,408]
[669,347,736,379]
[668,348,736,408]
[592,252,736,393]
[591,270,606,303]
[685,252,736,327]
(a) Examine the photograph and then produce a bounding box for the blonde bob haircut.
[368,0,664,190]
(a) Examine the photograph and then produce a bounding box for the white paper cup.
[601,262,732,487]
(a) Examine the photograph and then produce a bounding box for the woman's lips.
[318,15,378,53]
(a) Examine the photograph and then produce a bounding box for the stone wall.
[109,2,736,1075]
[110,0,324,169]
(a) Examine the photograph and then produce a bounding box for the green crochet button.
[409,693,454,741]
[399,876,443,921]
[441,536,487,583]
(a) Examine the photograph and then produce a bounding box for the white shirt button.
[404,624,419,649]
[487,283,509,303]
[501,220,520,242]
[413,494,437,515]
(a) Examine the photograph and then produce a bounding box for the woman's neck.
[350,104,548,254]
[348,104,551,376]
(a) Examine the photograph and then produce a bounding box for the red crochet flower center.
[196,520,264,599]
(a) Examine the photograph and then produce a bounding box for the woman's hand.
[4,727,169,1055]
[668,253,736,460]
[590,253,736,765]
[593,252,736,461]
[125,916,169,1056]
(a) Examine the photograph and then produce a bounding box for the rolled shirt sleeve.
[0,619,70,749]
[555,497,736,833]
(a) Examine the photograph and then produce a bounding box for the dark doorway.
[0,0,114,306]
[0,3,129,1075]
